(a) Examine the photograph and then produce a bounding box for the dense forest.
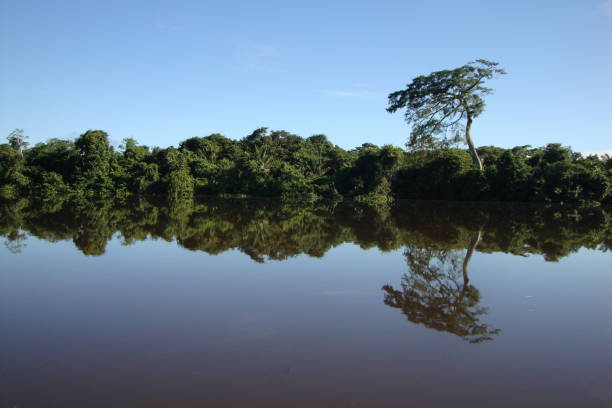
[1,128,610,205]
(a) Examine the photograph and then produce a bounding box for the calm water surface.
[1,199,611,407]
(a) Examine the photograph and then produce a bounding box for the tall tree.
[7,129,29,155]
[387,59,506,170]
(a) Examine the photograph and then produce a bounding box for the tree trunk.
[462,230,481,286]
[465,114,483,171]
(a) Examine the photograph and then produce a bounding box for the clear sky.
[1,0,610,154]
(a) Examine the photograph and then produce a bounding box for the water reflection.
[383,231,501,343]
[1,198,610,261]
[2,198,609,343]
[2,199,611,406]
[4,198,609,345]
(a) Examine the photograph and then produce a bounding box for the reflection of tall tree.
[382,232,500,343]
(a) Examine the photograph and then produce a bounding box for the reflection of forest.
[3,199,609,343]
[1,198,611,261]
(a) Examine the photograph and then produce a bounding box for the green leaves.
[1,127,609,206]
[388,60,506,168]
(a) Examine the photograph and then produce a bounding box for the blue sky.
[1,0,610,153]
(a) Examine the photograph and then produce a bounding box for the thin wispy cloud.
[599,0,612,16]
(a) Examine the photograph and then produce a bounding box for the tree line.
[0,127,610,205]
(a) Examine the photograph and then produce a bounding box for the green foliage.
[75,130,114,173]
[387,60,506,170]
[477,145,506,167]
[0,135,30,197]
[488,151,532,201]
[0,184,20,200]
[1,129,610,206]
[73,130,117,199]
[33,171,69,203]
[522,144,611,205]
[393,149,473,200]
[161,148,195,201]
[539,161,609,204]
[26,138,78,182]
[118,139,159,195]
[336,144,403,200]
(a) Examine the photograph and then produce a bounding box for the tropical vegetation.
[1,128,610,206]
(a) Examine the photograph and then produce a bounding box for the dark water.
[1,199,611,407]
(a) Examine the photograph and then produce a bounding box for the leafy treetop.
[387,59,506,170]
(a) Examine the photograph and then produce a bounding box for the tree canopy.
[387,59,506,170]
[0,127,610,206]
